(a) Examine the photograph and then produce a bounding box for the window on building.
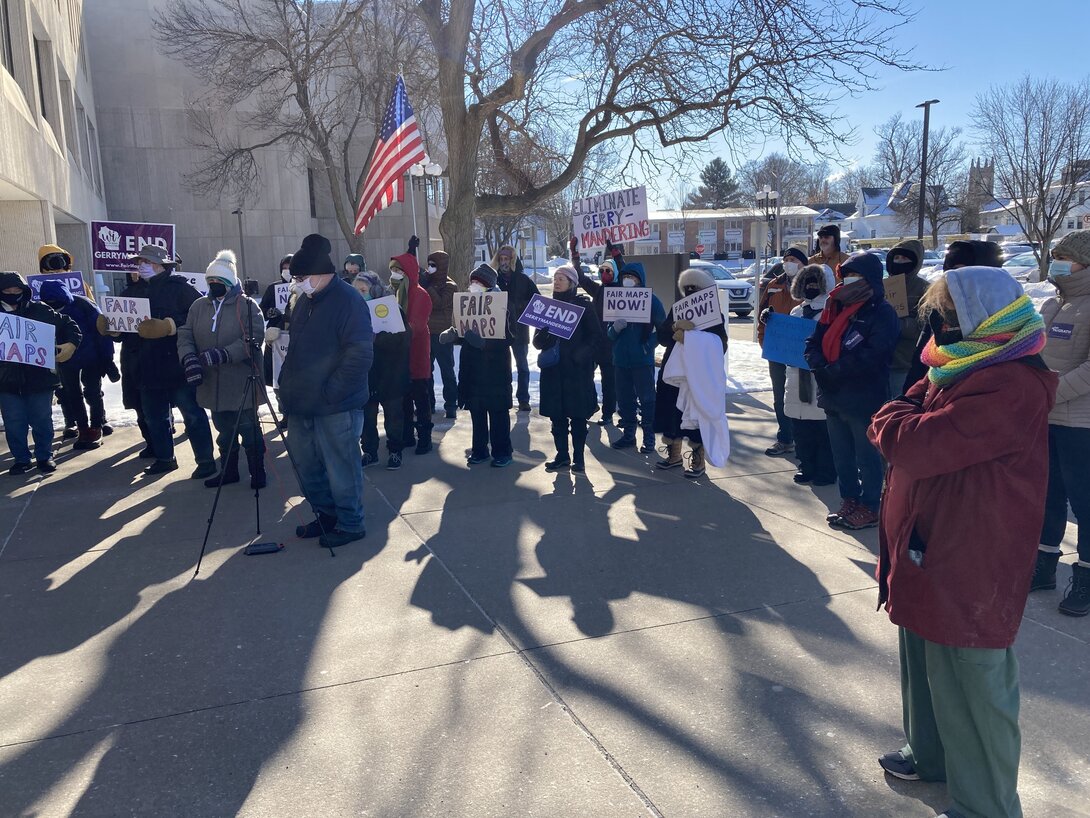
[75,99,92,178]
[34,39,49,120]
[700,220,715,230]
[1069,219,1076,230]
[0,0,13,76]
[57,69,77,159]
[307,168,317,218]
[88,119,102,194]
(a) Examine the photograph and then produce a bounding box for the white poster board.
[672,288,722,330]
[274,283,291,312]
[271,331,289,387]
[452,291,508,339]
[603,287,653,322]
[101,296,152,333]
[0,314,55,369]
[177,272,209,295]
[571,185,651,251]
[367,295,406,334]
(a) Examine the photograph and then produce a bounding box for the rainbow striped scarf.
[921,295,1045,387]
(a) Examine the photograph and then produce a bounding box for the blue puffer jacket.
[39,280,115,373]
[607,262,666,368]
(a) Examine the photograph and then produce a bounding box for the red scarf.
[819,294,866,363]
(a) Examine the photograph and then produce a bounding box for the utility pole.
[916,99,940,244]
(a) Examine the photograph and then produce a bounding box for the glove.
[182,353,203,386]
[137,317,175,339]
[408,235,420,254]
[95,314,110,336]
[265,306,281,320]
[104,359,121,383]
[199,348,230,368]
[463,329,485,350]
[265,326,281,343]
[672,329,686,345]
[439,327,458,345]
[55,343,77,363]
[537,327,551,341]
[569,237,578,255]
[759,308,772,324]
[612,319,628,332]
[673,319,695,332]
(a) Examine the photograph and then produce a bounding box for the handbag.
[538,343,561,369]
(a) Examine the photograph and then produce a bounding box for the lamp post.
[230,208,249,289]
[755,185,779,341]
[409,159,443,253]
[916,99,940,244]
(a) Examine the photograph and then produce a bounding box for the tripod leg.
[193,381,248,578]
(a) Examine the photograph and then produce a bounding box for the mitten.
[569,237,578,255]
[759,307,772,324]
[199,348,230,368]
[182,353,203,386]
[439,327,458,345]
[673,319,695,332]
[95,314,110,336]
[55,343,77,363]
[264,327,281,343]
[104,359,122,383]
[612,319,628,332]
[463,329,485,349]
[137,317,175,339]
[265,306,281,320]
[408,235,420,254]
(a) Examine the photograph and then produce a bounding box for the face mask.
[803,285,823,300]
[928,309,963,346]
[208,282,228,299]
[362,292,373,301]
[281,269,291,283]
[601,270,614,285]
[137,262,157,279]
[623,278,638,288]
[469,282,485,294]
[888,259,915,276]
[296,277,317,296]
[682,286,701,296]
[389,271,404,282]
[783,262,799,277]
[841,275,862,285]
[1050,260,1074,278]
[1,292,25,306]
[427,265,437,275]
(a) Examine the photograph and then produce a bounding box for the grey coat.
[1041,270,1090,428]
[177,289,265,412]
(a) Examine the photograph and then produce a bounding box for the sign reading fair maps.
[571,186,650,252]
[91,220,176,274]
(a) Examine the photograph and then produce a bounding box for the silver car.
[687,260,754,317]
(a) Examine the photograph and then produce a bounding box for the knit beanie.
[205,249,239,285]
[1052,229,1090,267]
[289,234,336,277]
[469,263,498,290]
[678,267,715,293]
[944,240,1004,271]
[553,264,579,289]
[783,247,808,267]
[816,224,841,243]
[355,271,388,300]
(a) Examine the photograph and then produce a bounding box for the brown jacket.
[757,272,801,346]
[809,250,850,277]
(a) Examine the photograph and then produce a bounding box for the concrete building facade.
[0,0,107,286]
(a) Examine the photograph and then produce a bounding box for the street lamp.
[409,158,444,252]
[230,208,249,289]
[916,99,940,244]
[754,185,779,340]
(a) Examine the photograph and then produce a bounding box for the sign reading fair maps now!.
[571,186,650,251]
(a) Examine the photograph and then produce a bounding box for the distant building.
[642,206,818,258]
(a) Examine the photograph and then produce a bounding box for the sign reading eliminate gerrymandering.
[603,287,653,323]
[91,220,176,275]
[452,291,508,339]
[518,293,586,341]
[571,186,651,252]
[671,287,722,331]
[101,295,151,333]
[0,313,55,369]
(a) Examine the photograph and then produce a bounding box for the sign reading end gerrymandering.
[571,186,650,252]
[0,313,55,369]
[91,220,176,275]
[518,293,586,341]
[671,287,722,331]
[27,272,88,300]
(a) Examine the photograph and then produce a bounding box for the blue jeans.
[512,342,530,405]
[616,364,656,443]
[826,408,884,510]
[430,333,458,412]
[287,410,365,533]
[140,384,214,465]
[768,362,793,444]
[1041,424,1090,562]
[0,390,54,463]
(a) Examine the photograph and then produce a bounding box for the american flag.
[354,75,426,234]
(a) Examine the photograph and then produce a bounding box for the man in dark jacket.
[281,234,374,549]
[126,245,216,478]
[425,250,457,418]
[492,245,539,411]
[0,272,81,474]
[39,280,118,450]
[574,239,618,426]
[804,251,898,530]
[884,239,930,395]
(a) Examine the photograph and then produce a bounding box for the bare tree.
[974,75,1090,280]
[890,127,969,247]
[154,0,437,253]
[873,112,923,186]
[738,153,818,205]
[828,163,879,207]
[419,0,921,272]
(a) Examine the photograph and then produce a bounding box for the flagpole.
[408,173,418,235]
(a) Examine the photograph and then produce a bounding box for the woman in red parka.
[868,266,1056,818]
[390,243,433,455]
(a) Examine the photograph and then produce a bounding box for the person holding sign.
[573,237,618,427]
[493,246,540,412]
[0,272,81,474]
[758,248,805,457]
[782,265,838,486]
[804,252,898,531]
[177,250,268,490]
[424,251,458,420]
[653,267,728,478]
[533,264,601,473]
[355,272,410,470]
[439,264,514,467]
[607,262,665,454]
[884,240,929,397]
[390,243,435,455]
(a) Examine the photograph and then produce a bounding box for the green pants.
[898,627,1023,818]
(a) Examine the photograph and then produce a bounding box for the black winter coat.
[117,278,146,408]
[653,317,727,437]
[455,335,513,412]
[136,271,203,391]
[370,307,411,403]
[578,273,618,366]
[533,291,601,421]
[0,300,81,395]
[498,263,540,346]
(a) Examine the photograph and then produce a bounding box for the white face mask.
[137,262,157,279]
[469,282,485,294]
[783,262,800,277]
[281,269,291,283]
[841,275,862,285]
[296,277,317,296]
[427,265,437,275]
[622,278,638,288]
[389,271,404,282]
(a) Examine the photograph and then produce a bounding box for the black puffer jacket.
[369,306,411,403]
[533,290,601,420]
[136,271,203,390]
[578,272,618,366]
[0,273,81,395]
[498,259,540,346]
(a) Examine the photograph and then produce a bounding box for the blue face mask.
[1050,260,1074,278]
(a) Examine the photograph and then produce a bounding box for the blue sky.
[652,0,1088,203]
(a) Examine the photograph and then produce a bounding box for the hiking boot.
[246,448,267,490]
[545,454,571,472]
[145,458,179,475]
[386,452,402,470]
[73,426,102,451]
[655,439,683,470]
[204,450,240,488]
[1030,549,1061,591]
[827,498,858,524]
[765,440,795,456]
[361,451,379,467]
[611,434,637,450]
[878,750,919,781]
[838,503,880,530]
[296,512,337,539]
[318,528,366,548]
[684,445,706,479]
[36,459,57,474]
[102,424,113,436]
[8,462,32,476]
[190,461,218,480]
[415,438,433,455]
[491,455,513,468]
[1059,564,1090,617]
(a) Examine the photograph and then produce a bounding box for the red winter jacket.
[869,360,1057,648]
[391,253,433,379]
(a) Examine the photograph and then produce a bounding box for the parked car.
[735,260,776,283]
[999,243,1035,262]
[687,259,753,317]
[1002,251,1042,281]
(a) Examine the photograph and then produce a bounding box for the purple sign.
[517,294,586,341]
[91,220,175,274]
[27,271,88,300]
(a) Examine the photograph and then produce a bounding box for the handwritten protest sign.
[760,312,816,370]
[0,313,55,369]
[603,286,653,322]
[571,185,650,251]
[274,283,291,312]
[101,295,151,333]
[176,272,209,295]
[453,291,508,339]
[518,293,586,341]
[28,272,87,300]
[884,274,909,318]
[672,287,722,330]
[368,295,406,334]
[271,331,289,387]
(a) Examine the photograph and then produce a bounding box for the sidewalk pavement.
[0,394,1086,817]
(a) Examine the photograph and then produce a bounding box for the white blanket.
[662,331,730,466]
